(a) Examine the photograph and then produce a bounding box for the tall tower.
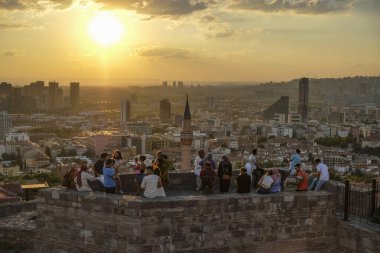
[48,81,59,110]
[180,95,193,171]
[159,99,171,123]
[120,99,131,129]
[70,82,80,109]
[298,77,309,122]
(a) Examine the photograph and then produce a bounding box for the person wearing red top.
[295,164,309,191]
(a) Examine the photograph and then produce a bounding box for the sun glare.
[88,12,124,46]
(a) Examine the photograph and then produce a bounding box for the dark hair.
[113,150,122,160]
[100,153,108,159]
[240,167,247,173]
[295,163,301,168]
[252,148,257,155]
[296,149,301,154]
[198,149,205,156]
[105,158,114,166]
[139,155,146,161]
[153,167,161,176]
[315,158,321,163]
[146,166,153,172]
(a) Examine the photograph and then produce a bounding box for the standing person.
[201,152,216,170]
[309,159,329,191]
[217,155,232,193]
[289,149,302,177]
[236,167,251,193]
[249,148,263,188]
[93,153,109,176]
[200,161,216,194]
[194,150,205,191]
[141,167,165,198]
[270,168,282,193]
[154,151,170,189]
[295,164,309,191]
[74,164,97,192]
[112,150,124,194]
[103,159,117,194]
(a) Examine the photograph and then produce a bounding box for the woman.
[74,164,96,192]
[200,161,216,194]
[217,155,232,193]
[256,169,273,194]
[153,167,166,197]
[112,150,124,194]
[270,168,282,193]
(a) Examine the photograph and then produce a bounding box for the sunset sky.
[0,0,379,85]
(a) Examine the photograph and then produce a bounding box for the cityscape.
[1,0,380,253]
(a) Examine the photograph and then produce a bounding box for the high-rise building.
[180,95,193,171]
[159,99,171,123]
[48,81,59,110]
[70,82,80,109]
[298,77,310,122]
[0,111,12,140]
[120,99,131,129]
[207,95,216,110]
[262,96,289,122]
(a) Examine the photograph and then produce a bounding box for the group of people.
[69,150,171,198]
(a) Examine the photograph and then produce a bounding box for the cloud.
[229,0,356,14]
[0,0,74,10]
[2,48,27,57]
[93,0,214,17]
[0,23,37,29]
[136,46,194,59]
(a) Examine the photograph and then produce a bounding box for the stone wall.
[34,188,337,253]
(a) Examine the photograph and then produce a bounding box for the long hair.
[76,164,88,187]
[271,168,281,181]
[113,150,122,160]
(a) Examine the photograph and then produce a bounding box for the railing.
[335,179,380,227]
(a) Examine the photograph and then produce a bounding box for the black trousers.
[220,179,231,193]
[105,187,116,194]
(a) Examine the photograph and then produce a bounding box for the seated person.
[295,164,309,191]
[74,164,97,192]
[256,169,273,194]
[103,158,117,194]
[200,161,216,194]
[236,167,251,193]
[141,167,165,198]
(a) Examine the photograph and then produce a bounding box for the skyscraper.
[48,81,59,110]
[120,99,131,129]
[70,82,80,109]
[0,111,11,140]
[262,96,289,121]
[159,99,171,123]
[180,95,193,171]
[298,77,310,122]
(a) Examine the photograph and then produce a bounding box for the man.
[289,149,301,176]
[200,161,216,194]
[249,148,263,188]
[243,158,252,179]
[103,158,116,194]
[308,158,329,191]
[295,164,308,191]
[93,153,109,176]
[236,167,251,193]
[141,167,162,198]
[194,149,205,190]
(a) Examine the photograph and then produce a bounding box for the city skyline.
[1,0,379,86]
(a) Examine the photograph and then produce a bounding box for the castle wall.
[34,189,337,253]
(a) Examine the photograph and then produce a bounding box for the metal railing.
[335,179,380,227]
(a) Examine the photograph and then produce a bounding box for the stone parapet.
[34,188,337,253]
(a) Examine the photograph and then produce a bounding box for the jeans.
[308,178,328,191]
[196,175,201,190]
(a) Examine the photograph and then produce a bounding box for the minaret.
[180,95,193,171]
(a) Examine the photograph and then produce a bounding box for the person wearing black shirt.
[236,168,251,193]
[93,153,109,176]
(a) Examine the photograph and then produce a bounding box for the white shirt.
[317,163,329,181]
[249,154,257,170]
[244,162,252,176]
[141,175,160,198]
[74,172,95,192]
[194,156,203,176]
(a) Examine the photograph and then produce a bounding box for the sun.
[88,12,124,46]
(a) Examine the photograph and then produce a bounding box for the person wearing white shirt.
[194,150,205,190]
[141,167,166,198]
[74,164,97,192]
[244,158,252,179]
[308,158,329,191]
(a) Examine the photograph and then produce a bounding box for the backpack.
[222,163,231,181]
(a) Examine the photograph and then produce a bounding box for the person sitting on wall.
[74,164,97,192]
[141,167,165,198]
[200,161,216,194]
[256,169,274,194]
[295,164,309,191]
[269,168,282,193]
[236,167,251,193]
[103,158,117,194]
[308,158,329,191]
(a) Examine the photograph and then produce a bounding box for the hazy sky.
[1,0,379,85]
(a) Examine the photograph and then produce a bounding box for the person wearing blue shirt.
[289,149,301,176]
[103,158,116,193]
